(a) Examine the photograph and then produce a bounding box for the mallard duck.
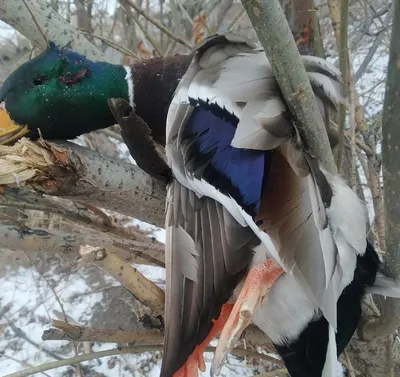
[161,33,400,377]
[0,36,398,377]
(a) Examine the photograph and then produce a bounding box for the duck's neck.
[129,54,193,146]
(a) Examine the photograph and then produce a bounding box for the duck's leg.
[173,303,234,377]
[212,259,284,376]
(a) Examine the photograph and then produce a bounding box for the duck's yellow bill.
[0,107,29,145]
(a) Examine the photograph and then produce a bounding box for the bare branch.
[335,0,350,170]
[0,0,103,61]
[3,346,163,377]
[121,0,192,50]
[7,323,62,361]
[0,223,164,267]
[0,187,156,245]
[126,9,163,57]
[241,0,337,174]
[4,343,283,377]
[354,7,393,83]
[80,245,165,317]
[42,319,275,357]
[328,0,368,133]
[43,320,163,344]
[77,28,141,60]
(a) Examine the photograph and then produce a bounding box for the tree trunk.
[365,0,400,338]
[281,0,324,56]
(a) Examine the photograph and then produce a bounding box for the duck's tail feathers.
[322,324,338,377]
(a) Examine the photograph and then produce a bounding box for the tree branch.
[0,0,103,61]
[364,0,400,338]
[241,0,337,174]
[4,344,283,377]
[0,187,158,245]
[0,223,164,267]
[79,245,165,317]
[0,138,166,228]
[335,0,350,170]
[42,319,273,351]
[327,0,368,135]
[121,0,192,50]
[43,320,163,344]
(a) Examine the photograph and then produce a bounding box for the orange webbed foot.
[212,259,284,376]
[173,304,234,377]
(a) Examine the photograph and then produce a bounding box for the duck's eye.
[33,78,44,86]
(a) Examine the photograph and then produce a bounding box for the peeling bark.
[1,139,166,227]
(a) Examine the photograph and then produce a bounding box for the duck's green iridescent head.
[0,42,130,143]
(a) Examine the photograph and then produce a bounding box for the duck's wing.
[161,179,259,377]
[166,31,367,329]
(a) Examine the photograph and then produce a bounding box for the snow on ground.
[0,223,258,377]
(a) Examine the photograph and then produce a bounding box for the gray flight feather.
[161,180,259,377]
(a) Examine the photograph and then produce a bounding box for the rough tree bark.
[365,0,400,338]
[0,139,166,226]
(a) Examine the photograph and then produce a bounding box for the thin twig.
[3,344,283,377]
[24,254,83,377]
[308,0,325,58]
[127,7,163,56]
[43,320,163,344]
[7,323,63,361]
[335,0,349,170]
[77,28,140,60]
[21,0,49,48]
[1,355,52,377]
[367,155,386,250]
[121,0,192,49]
[354,6,393,83]
[344,131,374,156]
[348,57,357,191]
